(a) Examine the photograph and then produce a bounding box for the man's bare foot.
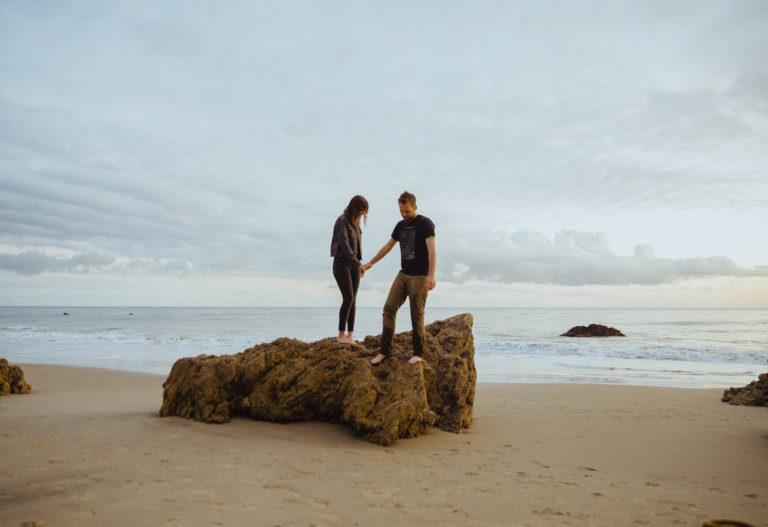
[370,353,387,365]
[408,355,423,365]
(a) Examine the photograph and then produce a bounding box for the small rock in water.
[560,324,625,337]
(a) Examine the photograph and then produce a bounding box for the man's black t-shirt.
[391,215,435,276]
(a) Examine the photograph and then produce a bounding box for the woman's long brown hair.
[344,195,369,227]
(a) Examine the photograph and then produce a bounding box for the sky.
[1,0,767,308]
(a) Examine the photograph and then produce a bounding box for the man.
[362,191,436,365]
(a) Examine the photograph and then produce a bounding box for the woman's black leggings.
[333,259,360,332]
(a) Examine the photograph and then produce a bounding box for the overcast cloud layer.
[1,1,767,306]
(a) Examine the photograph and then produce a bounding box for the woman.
[330,195,368,344]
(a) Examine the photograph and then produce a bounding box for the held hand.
[426,276,436,290]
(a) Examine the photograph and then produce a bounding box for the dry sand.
[1,364,766,527]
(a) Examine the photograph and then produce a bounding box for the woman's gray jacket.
[330,214,362,268]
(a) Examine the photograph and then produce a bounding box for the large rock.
[722,372,768,407]
[561,324,626,337]
[0,358,31,395]
[160,314,476,445]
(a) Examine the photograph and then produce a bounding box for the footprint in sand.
[262,482,298,492]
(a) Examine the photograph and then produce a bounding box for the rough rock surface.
[160,314,476,445]
[560,324,626,337]
[722,372,768,407]
[0,358,31,395]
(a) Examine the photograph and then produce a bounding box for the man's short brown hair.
[398,191,416,206]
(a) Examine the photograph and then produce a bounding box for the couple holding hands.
[330,191,436,365]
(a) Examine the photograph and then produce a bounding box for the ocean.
[1,306,766,388]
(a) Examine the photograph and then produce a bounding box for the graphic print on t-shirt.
[400,224,417,261]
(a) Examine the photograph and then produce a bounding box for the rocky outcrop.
[722,372,768,407]
[561,324,626,337]
[0,359,31,395]
[160,314,476,445]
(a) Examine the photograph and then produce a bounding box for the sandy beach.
[1,364,766,527]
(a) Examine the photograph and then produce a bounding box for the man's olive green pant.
[380,271,429,357]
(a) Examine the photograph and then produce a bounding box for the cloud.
[0,250,114,275]
[122,257,193,277]
[1,1,767,305]
[440,229,768,286]
[0,249,201,278]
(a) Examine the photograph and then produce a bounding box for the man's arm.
[362,238,397,271]
[426,235,436,290]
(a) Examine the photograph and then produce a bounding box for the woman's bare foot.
[370,353,387,365]
[337,332,351,344]
[408,356,423,365]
